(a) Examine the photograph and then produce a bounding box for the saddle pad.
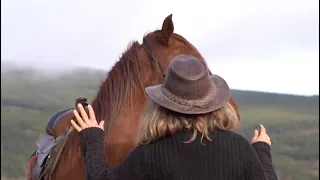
[36,134,56,167]
[41,128,73,180]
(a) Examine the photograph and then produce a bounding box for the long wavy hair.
[139,100,240,144]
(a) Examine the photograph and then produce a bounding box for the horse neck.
[99,48,165,166]
[106,87,147,143]
[91,45,164,142]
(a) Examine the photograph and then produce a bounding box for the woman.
[71,55,278,180]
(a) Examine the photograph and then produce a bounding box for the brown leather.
[74,97,89,109]
[46,97,89,138]
[145,55,230,114]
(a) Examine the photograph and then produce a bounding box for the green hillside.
[1,66,319,180]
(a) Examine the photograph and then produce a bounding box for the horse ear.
[161,14,174,42]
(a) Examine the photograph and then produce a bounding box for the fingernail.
[78,103,82,107]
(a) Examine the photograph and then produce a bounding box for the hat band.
[160,85,215,108]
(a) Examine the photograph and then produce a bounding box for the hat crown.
[163,56,212,100]
[145,55,231,114]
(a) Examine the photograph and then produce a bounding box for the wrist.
[79,127,105,151]
[252,141,271,153]
[79,127,105,141]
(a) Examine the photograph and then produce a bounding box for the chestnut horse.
[50,14,240,180]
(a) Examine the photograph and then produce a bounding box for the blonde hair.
[138,100,240,145]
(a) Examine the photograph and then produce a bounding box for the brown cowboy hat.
[145,55,231,114]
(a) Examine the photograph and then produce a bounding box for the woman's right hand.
[252,124,271,146]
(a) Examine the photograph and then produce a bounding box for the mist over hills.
[2,60,318,97]
[1,60,106,76]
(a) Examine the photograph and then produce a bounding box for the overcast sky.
[1,0,319,95]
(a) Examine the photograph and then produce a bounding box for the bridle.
[141,40,167,78]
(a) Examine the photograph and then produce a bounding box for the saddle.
[46,97,89,138]
[28,97,89,180]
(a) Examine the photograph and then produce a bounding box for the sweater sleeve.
[252,142,278,180]
[243,141,278,180]
[79,127,144,180]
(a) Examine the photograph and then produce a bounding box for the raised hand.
[252,124,272,146]
[71,104,105,132]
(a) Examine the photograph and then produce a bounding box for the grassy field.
[1,66,319,180]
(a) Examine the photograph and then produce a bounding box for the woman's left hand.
[252,124,271,146]
[71,103,105,132]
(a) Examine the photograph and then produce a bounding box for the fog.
[1,0,319,95]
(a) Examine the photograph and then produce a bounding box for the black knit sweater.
[79,128,278,180]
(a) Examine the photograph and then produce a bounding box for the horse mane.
[62,32,195,166]
[92,41,145,136]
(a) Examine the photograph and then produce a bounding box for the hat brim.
[145,75,231,114]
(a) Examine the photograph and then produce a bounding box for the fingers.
[78,103,89,123]
[88,104,96,122]
[254,130,259,138]
[73,110,87,128]
[99,120,105,131]
[252,129,258,143]
[259,124,266,134]
[71,120,82,132]
[72,103,102,132]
